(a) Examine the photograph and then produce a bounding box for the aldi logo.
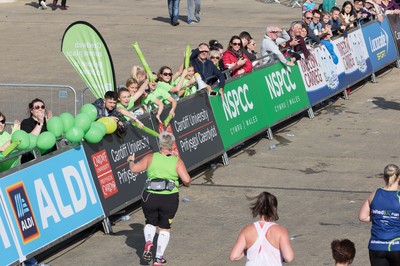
[6,182,40,244]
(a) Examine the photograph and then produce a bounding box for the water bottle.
[182,197,190,203]
[120,215,131,221]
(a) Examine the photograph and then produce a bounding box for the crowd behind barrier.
[1,13,400,265]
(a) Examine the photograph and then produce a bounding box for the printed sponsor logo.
[369,30,389,60]
[91,150,118,198]
[6,182,40,244]
[222,84,254,121]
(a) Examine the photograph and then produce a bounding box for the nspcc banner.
[0,146,104,258]
[209,73,269,150]
[0,197,19,265]
[260,63,310,126]
[82,120,159,216]
[61,21,116,98]
[362,18,398,71]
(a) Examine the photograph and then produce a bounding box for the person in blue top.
[359,164,400,266]
[127,132,191,266]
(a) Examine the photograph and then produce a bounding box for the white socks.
[156,231,170,258]
[144,224,156,243]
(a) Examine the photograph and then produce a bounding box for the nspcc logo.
[6,181,40,244]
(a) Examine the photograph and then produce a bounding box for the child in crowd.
[131,65,148,83]
[173,65,197,98]
[156,65,188,100]
[320,11,333,31]
[116,88,144,128]
[0,112,20,152]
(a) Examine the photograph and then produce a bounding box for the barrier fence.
[1,17,400,265]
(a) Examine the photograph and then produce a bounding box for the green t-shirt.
[156,81,173,92]
[173,77,197,98]
[0,131,20,171]
[117,97,138,121]
[146,152,179,194]
[142,89,171,111]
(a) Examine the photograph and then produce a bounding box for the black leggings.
[369,250,400,266]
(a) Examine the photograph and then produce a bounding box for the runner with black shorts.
[128,132,191,266]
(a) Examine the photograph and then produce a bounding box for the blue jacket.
[190,48,226,88]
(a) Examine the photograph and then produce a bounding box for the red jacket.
[222,50,253,76]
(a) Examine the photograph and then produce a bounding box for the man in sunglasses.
[190,43,225,97]
[261,26,295,66]
[302,11,321,45]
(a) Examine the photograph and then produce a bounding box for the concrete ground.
[1,0,399,265]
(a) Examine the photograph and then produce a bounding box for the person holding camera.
[222,35,253,76]
[127,132,190,266]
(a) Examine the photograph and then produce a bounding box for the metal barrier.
[0,84,78,123]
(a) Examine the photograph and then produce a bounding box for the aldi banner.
[0,197,20,265]
[362,18,398,72]
[151,91,224,171]
[259,63,310,126]
[209,73,270,150]
[332,28,373,87]
[61,21,116,98]
[82,119,159,216]
[386,14,400,55]
[0,146,104,258]
[298,45,346,106]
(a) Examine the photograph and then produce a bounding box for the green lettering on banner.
[209,63,310,150]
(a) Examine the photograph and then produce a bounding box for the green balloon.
[11,130,30,150]
[80,103,98,122]
[84,127,103,144]
[90,121,106,136]
[28,134,38,149]
[66,126,84,143]
[36,132,56,151]
[60,112,74,133]
[74,113,92,133]
[47,116,64,138]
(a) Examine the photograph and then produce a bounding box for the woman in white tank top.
[229,191,294,265]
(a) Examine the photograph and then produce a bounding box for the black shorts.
[369,249,400,266]
[141,191,179,229]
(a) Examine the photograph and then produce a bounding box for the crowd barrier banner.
[298,44,346,106]
[386,14,400,54]
[0,197,20,265]
[332,28,373,87]
[260,62,310,126]
[0,146,104,259]
[362,18,398,72]
[151,92,224,171]
[82,118,159,216]
[209,71,270,150]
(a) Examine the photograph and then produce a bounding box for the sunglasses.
[0,119,5,124]
[306,17,312,19]
[199,50,209,54]
[162,72,173,77]
[33,105,45,110]
[232,42,241,46]
[210,56,220,59]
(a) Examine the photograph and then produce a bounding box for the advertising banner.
[362,18,398,72]
[0,197,20,265]
[332,28,373,87]
[386,14,400,55]
[298,45,346,106]
[209,73,270,150]
[0,146,104,257]
[259,63,310,126]
[82,120,159,216]
[151,92,224,171]
[61,21,116,98]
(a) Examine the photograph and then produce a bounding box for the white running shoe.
[40,1,47,9]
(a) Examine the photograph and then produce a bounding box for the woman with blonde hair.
[359,164,400,266]
[230,191,294,265]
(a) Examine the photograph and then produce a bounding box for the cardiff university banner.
[61,21,116,98]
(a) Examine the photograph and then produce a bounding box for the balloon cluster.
[6,104,118,156]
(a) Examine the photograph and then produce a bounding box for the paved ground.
[2,1,400,266]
